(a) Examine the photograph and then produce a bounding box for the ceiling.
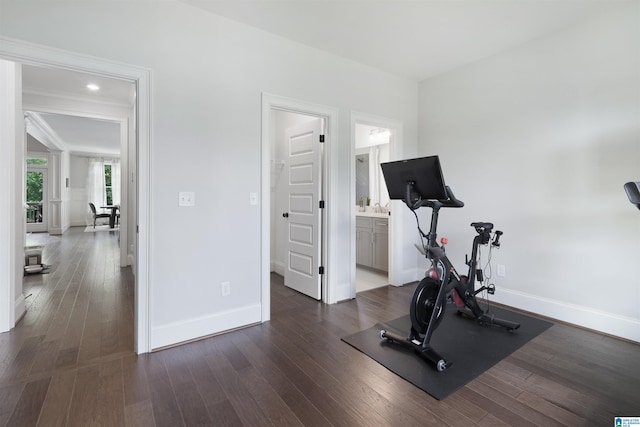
[21,1,625,153]
[185,0,624,81]
[22,64,134,155]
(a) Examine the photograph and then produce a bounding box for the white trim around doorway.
[350,111,404,299]
[0,36,152,354]
[261,93,340,321]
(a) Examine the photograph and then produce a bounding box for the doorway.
[0,38,152,353]
[261,93,340,321]
[270,110,324,300]
[354,124,391,292]
[350,112,403,298]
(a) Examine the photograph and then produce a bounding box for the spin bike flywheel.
[410,277,446,335]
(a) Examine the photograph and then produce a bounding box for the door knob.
[282,212,289,218]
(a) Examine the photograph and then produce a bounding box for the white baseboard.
[333,281,352,303]
[497,288,640,343]
[127,254,136,276]
[151,303,261,350]
[390,267,421,287]
[14,294,25,323]
[272,260,285,276]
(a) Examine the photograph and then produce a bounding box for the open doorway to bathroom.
[354,123,391,292]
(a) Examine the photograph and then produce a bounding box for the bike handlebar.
[440,186,464,208]
[492,230,503,247]
[404,183,465,211]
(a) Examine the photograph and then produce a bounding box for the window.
[26,157,47,166]
[104,164,113,206]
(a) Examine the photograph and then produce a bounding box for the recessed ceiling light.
[87,84,100,91]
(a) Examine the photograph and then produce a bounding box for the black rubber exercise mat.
[341,305,552,400]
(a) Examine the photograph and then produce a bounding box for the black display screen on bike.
[381,155,447,201]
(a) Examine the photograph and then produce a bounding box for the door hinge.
[319,200,325,209]
[319,266,325,275]
[319,135,325,143]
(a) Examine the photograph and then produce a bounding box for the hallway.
[1,227,134,426]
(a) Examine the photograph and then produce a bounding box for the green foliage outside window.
[26,171,43,203]
[105,164,113,205]
[26,158,47,165]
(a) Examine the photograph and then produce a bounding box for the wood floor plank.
[0,382,26,426]
[36,369,77,427]
[237,365,305,426]
[232,330,333,427]
[67,364,100,427]
[466,376,564,426]
[144,352,185,427]
[203,339,272,427]
[6,376,51,427]
[160,346,214,426]
[206,400,245,426]
[2,335,45,382]
[122,354,151,407]
[241,325,373,427]
[124,400,156,427]
[96,359,126,427]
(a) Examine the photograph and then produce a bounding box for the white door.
[283,119,323,300]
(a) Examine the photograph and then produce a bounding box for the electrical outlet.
[179,191,195,207]
[221,281,230,296]
[497,264,506,277]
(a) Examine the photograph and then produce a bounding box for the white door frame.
[261,93,339,320]
[350,112,403,298]
[0,36,152,354]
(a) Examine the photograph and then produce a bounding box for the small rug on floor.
[341,305,552,400]
[84,225,118,232]
[24,264,52,275]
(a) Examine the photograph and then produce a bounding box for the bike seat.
[471,222,493,232]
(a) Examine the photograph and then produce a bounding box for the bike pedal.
[487,284,495,295]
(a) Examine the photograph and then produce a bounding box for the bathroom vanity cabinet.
[356,214,388,272]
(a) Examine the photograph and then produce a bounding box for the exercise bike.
[378,156,520,372]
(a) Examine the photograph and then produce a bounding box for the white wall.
[69,155,90,226]
[418,3,640,341]
[0,1,418,348]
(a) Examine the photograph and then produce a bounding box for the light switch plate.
[250,192,258,205]
[179,192,195,207]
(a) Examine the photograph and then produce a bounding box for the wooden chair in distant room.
[89,202,110,228]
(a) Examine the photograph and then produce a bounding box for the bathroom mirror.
[355,153,369,205]
[354,125,390,210]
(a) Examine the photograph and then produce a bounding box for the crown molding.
[23,88,133,109]
[24,111,66,151]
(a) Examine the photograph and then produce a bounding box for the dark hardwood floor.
[1,227,638,426]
